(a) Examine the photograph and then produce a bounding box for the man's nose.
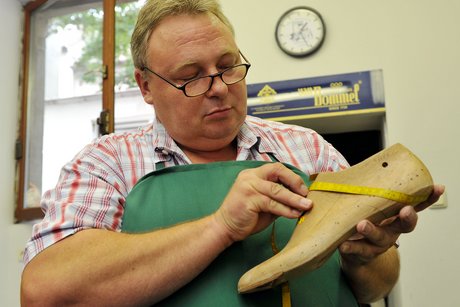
[206,73,228,96]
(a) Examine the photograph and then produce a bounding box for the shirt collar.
[151,118,183,162]
[150,116,277,161]
[237,119,278,155]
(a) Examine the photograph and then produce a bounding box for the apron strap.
[267,152,278,163]
[155,161,166,170]
[271,221,292,307]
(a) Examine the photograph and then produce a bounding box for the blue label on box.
[247,70,385,121]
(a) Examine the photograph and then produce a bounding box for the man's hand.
[214,162,312,242]
[339,184,445,263]
[338,184,445,303]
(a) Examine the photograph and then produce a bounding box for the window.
[15,0,148,221]
[114,0,154,133]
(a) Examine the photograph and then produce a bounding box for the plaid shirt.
[23,115,348,264]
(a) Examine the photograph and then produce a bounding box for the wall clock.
[275,7,326,57]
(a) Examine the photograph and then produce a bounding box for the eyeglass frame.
[140,51,251,97]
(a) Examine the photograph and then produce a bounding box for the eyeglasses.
[141,51,251,97]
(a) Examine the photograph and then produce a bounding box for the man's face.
[136,13,247,152]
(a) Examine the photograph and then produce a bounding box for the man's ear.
[135,68,154,105]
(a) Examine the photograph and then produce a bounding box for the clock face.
[275,7,326,57]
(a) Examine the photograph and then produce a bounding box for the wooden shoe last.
[238,143,434,293]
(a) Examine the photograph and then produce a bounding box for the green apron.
[121,160,358,307]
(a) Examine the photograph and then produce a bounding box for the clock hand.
[300,32,311,47]
[292,22,309,42]
[298,22,308,34]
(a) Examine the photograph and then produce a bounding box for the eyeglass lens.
[184,65,248,97]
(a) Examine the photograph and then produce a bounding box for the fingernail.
[362,222,371,234]
[291,209,302,216]
[340,243,350,253]
[299,198,312,210]
[300,184,309,195]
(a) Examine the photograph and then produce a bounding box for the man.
[21,0,443,306]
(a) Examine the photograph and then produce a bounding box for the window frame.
[15,0,116,222]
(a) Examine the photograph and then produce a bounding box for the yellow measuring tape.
[308,181,429,205]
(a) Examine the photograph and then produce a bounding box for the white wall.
[1,0,458,306]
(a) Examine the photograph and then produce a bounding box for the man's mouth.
[206,106,232,117]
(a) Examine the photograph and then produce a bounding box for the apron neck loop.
[154,147,278,169]
[154,147,172,170]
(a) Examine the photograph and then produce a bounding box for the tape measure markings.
[308,181,428,206]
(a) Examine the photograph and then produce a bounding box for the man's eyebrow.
[170,61,199,74]
[170,51,239,74]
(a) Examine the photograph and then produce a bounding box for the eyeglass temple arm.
[239,50,251,65]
